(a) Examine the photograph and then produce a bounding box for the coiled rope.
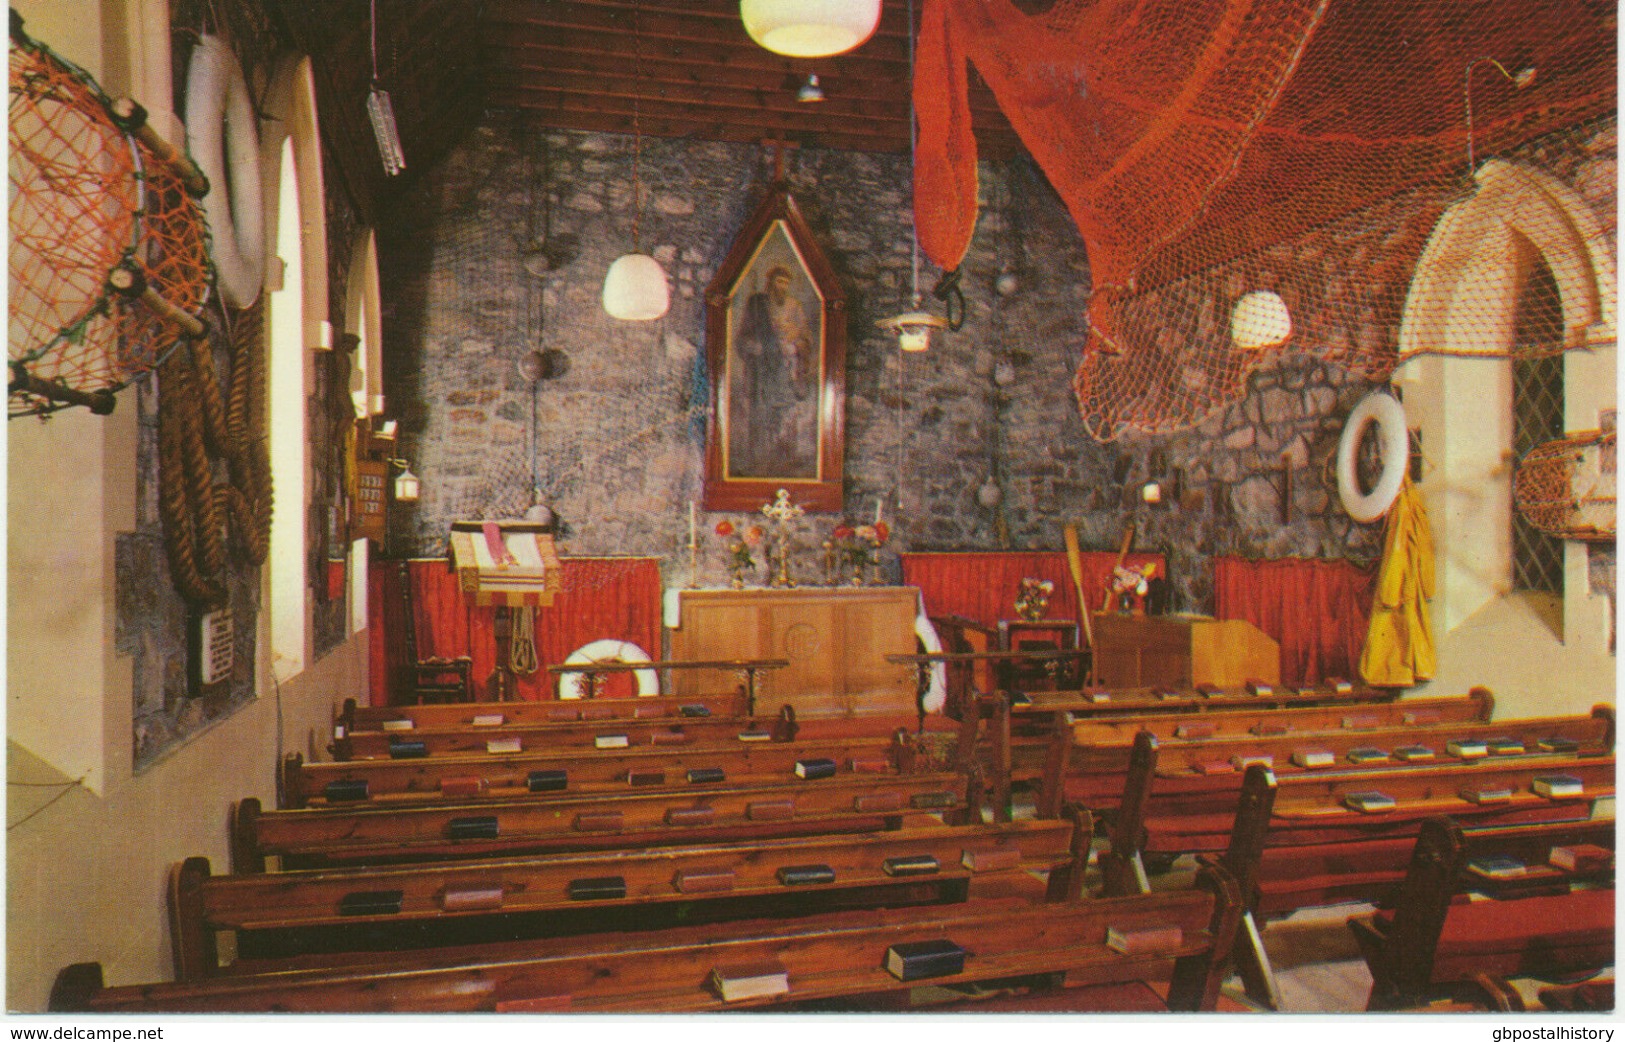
[508,606,538,676]
[157,303,272,608]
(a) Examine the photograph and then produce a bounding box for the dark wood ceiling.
[274,0,1016,224]
[275,0,1613,246]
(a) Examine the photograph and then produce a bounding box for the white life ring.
[1337,390,1409,523]
[557,639,660,701]
[915,615,948,714]
[186,36,266,309]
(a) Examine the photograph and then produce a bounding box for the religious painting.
[704,183,845,512]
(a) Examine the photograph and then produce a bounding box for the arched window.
[260,56,328,683]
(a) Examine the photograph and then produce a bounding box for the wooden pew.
[993,687,1496,820]
[1039,705,1614,818]
[175,817,1085,980]
[1348,815,1616,1010]
[1064,686,1493,746]
[335,709,782,760]
[338,691,749,733]
[282,727,952,809]
[56,863,1243,1014]
[239,769,977,870]
[1101,739,1614,1008]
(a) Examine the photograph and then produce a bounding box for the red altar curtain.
[367,555,663,705]
[901,550,1165,629]
[1213,556,1376,686]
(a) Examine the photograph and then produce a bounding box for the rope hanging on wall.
[157,304,273,608]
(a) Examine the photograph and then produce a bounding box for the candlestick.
[688,501,697,548]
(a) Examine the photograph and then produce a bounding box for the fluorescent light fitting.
[367,85,406,177]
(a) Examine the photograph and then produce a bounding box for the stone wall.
[378,113,1612,617]
[379,119,1120,589]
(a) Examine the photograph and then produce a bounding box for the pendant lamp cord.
[630,9,644,251]
[369,0,379,84]
[906,0,920,306]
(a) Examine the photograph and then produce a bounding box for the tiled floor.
[1226,902,1376,1012]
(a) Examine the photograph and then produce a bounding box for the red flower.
[873,521,890,544]
[714,519,735,537]
[743,525,765,547]
[832,525,854,541]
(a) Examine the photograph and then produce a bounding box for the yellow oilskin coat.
[1359,479,1436,686]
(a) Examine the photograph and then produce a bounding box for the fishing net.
[914,0,1616,439]
[9,26,211,418]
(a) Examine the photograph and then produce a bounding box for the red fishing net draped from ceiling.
[914,0,1616,440]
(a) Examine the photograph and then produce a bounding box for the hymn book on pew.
[795,758,838,779]
[1458,784,1513,805]
[1467,855,1527,880]
[1291,748,1335,769]
[884,940,967,981]
[709,960,791,1003]
[1531,774,1584,798]
[1486,737,1525,755]
[1549,844,1612,873]
[1345,747,1389,764]
[1445,738,1488,758]
[1105,924,1184,956]
[1343,791,1396,813]
[1392,745,1435,762]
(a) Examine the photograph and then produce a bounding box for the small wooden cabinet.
[1092,614,1280,689]
[667,587,918,719]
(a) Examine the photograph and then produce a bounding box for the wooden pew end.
[48,962,104,1012]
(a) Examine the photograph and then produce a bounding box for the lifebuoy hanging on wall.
[557,639,660,700]
[186,36,266,309]
[1337,390,1410,523]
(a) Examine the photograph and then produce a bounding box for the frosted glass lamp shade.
[740,0,881,58]
[877,308,948,353]
[1231,290,1292,350]
[393,466,421,502]
[603,252,670,321]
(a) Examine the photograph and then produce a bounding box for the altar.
[665,586,919,719]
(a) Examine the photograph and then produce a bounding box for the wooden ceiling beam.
[482,0,919,73]
[484,38,1012,124]
[495,89,1024,157]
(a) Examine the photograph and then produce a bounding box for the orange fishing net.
[915,0,1616,439]
[9,28,210,418]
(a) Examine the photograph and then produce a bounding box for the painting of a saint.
[726,224,823,480]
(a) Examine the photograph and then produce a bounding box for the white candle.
[875,498,883,524]
[688,501,697,547]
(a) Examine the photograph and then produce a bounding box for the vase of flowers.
[829,521,889,585]
[715,520,764,588]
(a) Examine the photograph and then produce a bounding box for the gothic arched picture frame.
[703,182,846,513]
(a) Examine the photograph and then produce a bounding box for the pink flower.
[832,524,854,541]
[873,521,890,544]
[855,524,878,543]
[743,525,765,547]
[714,519,735,537]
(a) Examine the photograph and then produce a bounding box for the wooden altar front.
[666,587,918,719]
